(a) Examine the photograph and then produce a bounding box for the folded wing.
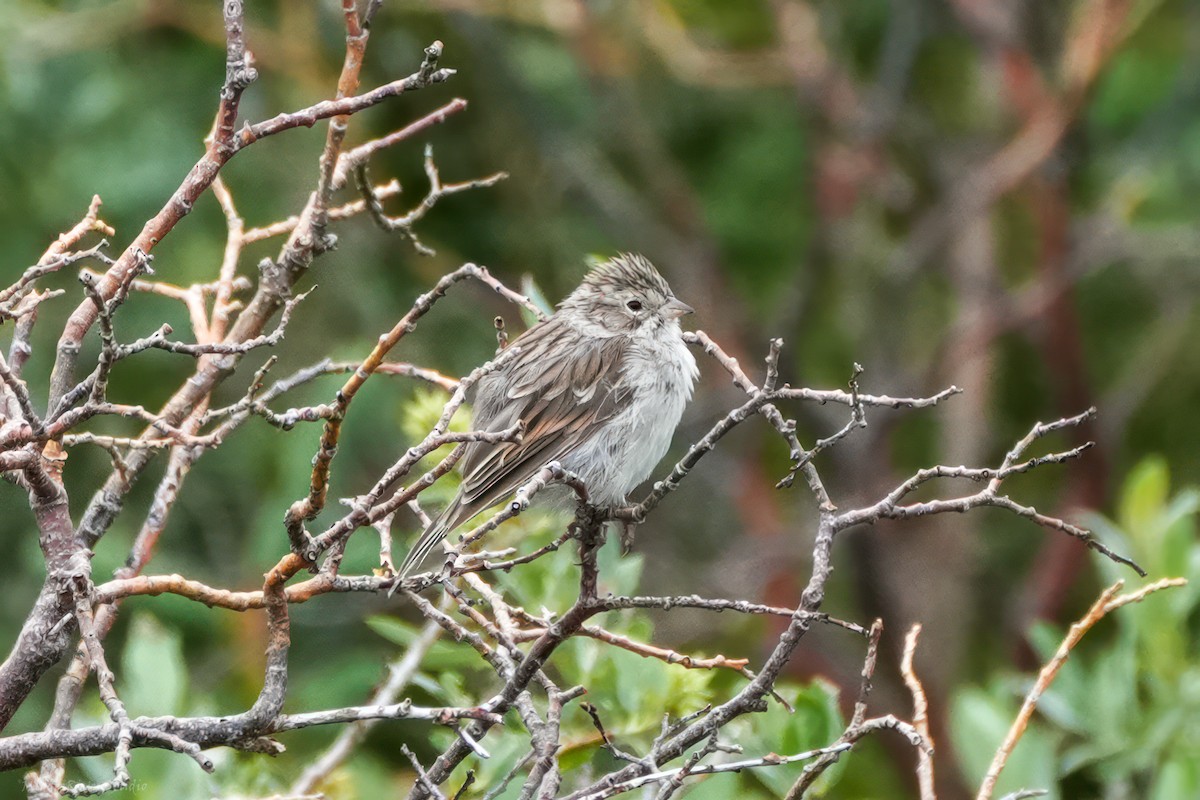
[459,317,631,516]
[399,317,630,576]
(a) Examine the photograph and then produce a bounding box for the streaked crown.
[580,253,672,298]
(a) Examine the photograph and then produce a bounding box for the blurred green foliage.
[951,460,1200,800]
[368,547,848,799]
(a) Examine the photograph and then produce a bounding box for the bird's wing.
[455,317,631,519]
[398,318,631,576]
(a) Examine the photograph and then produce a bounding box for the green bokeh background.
[2,1,1199,798]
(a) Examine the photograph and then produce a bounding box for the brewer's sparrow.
[399,253,697,576]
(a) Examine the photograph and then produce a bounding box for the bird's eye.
[626,300,643,311]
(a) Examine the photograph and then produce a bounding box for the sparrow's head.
[561,253,693,335]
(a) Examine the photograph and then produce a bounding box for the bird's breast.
[563,332,697,504]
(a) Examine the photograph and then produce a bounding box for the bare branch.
[284,263,535,560]
[242,180,403,243]
[901,625,936,800]
[355,144,507,255]
[573,742,854,800]
[45,40,454,411]
[835,410,1144,576]
[332,97,470,189]
[976,578,1186,800]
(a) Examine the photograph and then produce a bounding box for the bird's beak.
[663,297,694,319]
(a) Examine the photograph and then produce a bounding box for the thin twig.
[901,624,935,800]
[976,577,1186,800]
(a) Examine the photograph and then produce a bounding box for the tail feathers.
[398,500,474,578]
[397,519,449,578]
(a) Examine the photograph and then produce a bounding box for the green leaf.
[951,687,1011,784]
[365,616,478,670]
[950,684,1059,798]
[1118,457,1170,543]
[1158,490,1200,606]
[120,613,186,718]
[1088,644,1139,741]
[519,274,554,328]
[1151,757,1200,800]
[1080,511,1136,586]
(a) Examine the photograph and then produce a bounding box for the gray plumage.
[399,253,698,577]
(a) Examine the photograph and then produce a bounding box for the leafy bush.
[952,458,1200,799]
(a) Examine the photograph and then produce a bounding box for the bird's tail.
[398,500,470,578]
[397,517,450,578]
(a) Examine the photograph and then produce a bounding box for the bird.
[398,253,698,577]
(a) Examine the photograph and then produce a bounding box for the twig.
[481,751,535,800]
[354,144,507,255]
[290,617,444,795]
[835,410,1144,576]
[976,577,1186,800]
[285,263,532,560]
[242,180,403,243]
[59,591,134,796]
[573,743,854,800]
[0,242,110,312]
[901,624,935,800]
[448,462,587,563]
[514,617,750,672]
[119,287,311,357]
[784,620,886,799]
[580,703,650,766]
[597,595,868,636]
[332,97,470,189]
[777,362,866,489]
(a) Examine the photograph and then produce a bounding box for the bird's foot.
[618,518,639,555]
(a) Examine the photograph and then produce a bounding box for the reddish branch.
[44,30,453,412]
[0,0,469,770]
[976,578,1186,800]
[285,262,541,560]
[891,0,1134,276]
